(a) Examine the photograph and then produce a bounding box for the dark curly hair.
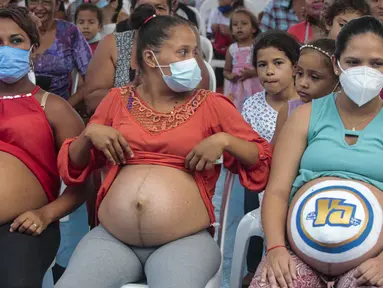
[253,30,301,66]
[0,6,40,47]
[324,0,371,29]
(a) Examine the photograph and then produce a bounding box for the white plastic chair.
[101,23,116,37]
[176,8,189,20]
[121,171,235,288]
[204,60,217,92]
[230,192,264,288]
[71,71,80,97]
[188,5,206,36]
[199,0,218,25]
[243,0,264,18]
[42,258,56,288]
[200,35,213,64]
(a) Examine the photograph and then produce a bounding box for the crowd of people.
[1,0,383,287]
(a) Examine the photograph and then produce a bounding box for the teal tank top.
[291,93,383,198]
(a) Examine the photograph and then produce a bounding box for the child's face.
[76,10,101,41]
[256,47,295,96]
[231,12,255,41]
[369,0,383,22]
[326,11,362,40]
[305,0,323,19]
[295,50,338,103]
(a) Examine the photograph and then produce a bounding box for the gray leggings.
[55,225,221,288]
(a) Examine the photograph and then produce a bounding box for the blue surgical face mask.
[151,52,202,92]
[94,0,109,8]
[0,46,31,84]
[218,5,232,14]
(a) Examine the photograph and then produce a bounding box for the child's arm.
[223,48,239,82]
[271,103,289,145]
[239,67,258,81]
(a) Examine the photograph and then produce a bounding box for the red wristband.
[266,245,286,254]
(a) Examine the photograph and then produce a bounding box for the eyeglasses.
[28,0,53,7]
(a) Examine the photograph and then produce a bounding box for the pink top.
[288,21,312,43]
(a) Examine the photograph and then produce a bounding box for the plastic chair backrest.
[176,8,189,20]
[244,0,265,18]
[200,36,213,64]
[188,5,206,36]
[71,71,80,96]
[123,0,131,13]
[204,60,216,92]
[101,23,116,37]
[199,0,218,25]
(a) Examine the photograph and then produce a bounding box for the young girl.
[208,0,244,86]
[272,38,339,144]
[75,3,103,54]
[324,0,371,40]
[241,30,301,286]
[288,0,324,43]
[68,0,128,35]
[207,0,244,57]
[224,9,262,111]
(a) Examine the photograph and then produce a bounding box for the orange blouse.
[58,86,272,225]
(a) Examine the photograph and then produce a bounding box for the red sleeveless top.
[0,87,60,201]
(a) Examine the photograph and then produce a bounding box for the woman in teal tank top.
[250,16,383,288]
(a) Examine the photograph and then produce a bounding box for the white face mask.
[151,51,202,92]
[338,60,383,107]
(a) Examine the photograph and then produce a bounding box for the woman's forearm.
[68,131,93,168]
[85,89,110,114]
[68,90,83,107]
[39,182,91,223]
[223,133,259,166]
[262,192,289,248]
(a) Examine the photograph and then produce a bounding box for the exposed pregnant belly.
[98,165,211,247]
[0,152,48,225]
[287,177,383,276]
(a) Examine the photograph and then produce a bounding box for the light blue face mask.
[151,52,202,92]
[0,46,31,84]
[94,0,109,8]
[88,33,102,44]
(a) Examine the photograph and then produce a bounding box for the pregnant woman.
[0,7,87,287]
[251,16,383,288]
[56,4,272,288]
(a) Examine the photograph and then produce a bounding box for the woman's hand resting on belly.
[84,124,134,165]
[354,253,383,287]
